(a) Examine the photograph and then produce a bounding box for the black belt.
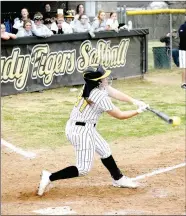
[75,122,96,127]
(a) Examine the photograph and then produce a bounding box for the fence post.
[169,13,173,70]
[123,5,127,24]
[120,6,122,24]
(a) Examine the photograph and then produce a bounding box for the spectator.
[51,14,73,34]
[43,3,52,20]
[1,23,16,40]
[44,18,52,30]
[64,10,75,25]
[73,14,91,33]
[16,20,33,37]
[13,8,34,33]
[32,12,53,38]
[45,4,51,12]
[178,14,186,89]
[91,10,108,33]
[160,29,180,67]
[74,4,85,20]
[106,12,119,32]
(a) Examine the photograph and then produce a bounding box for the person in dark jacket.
[160,29,180,67]
[178,14,186,89]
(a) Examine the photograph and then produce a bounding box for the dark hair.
[20,8,30,22]
[76,4,84,14]
[110,12,116,17]
[79,14,87,21]
[44,18,52,24]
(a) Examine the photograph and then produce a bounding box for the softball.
[171,116,181,126]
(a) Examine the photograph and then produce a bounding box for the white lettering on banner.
[1,48,30,90]
[30,44,76,86]
[77,39,130,72]
[1,39,130,91]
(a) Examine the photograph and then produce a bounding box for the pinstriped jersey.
[70,87,115,124]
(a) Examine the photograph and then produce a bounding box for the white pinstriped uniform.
[65,87,115,176]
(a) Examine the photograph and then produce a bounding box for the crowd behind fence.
[1,3,186,71]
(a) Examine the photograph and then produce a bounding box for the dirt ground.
[1,129,185,215]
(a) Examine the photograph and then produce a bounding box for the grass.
[1,41,185,149]
[1,69,185,149]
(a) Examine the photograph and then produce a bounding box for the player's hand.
[132,99,147,108]
[137,104,150,113]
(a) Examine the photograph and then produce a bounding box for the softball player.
[38,65,149,196]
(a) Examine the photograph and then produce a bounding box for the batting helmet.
[82,65,111,98]
[83,65,111,81]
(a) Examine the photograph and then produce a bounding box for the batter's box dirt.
[1,131,185,215]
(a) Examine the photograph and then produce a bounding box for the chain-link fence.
[117,7,186,70]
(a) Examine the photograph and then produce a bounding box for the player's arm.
[106,85,133,103]
[107,106,145,120]
[106,85,148,107]
[106,85,137,103]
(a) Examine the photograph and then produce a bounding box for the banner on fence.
[1,31,148,96]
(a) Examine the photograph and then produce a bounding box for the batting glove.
[137,104,150,113]
[132,99,147,107]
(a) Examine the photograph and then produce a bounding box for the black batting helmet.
[82,65,111,98]
[83,65,111,81]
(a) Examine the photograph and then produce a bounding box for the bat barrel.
[147,107,173,124]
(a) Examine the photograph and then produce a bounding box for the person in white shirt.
[74,4,85,20]
[13,8,34,32]
[64,10,76,32]
[1,23,16,40]
[89,10,108,38]
[106,12,119,32]
[44,18,52,30]
[73,14,91,33]
[91,10,108,33]
[16,20,33,38]
[51,14,73,34]
[64,10,75,25]
[32,12,53,38]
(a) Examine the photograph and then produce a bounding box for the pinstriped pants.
[65,120,111,176]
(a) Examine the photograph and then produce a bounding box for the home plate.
[32,206,77,215]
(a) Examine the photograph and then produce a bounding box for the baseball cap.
[65,10,75,18]
[34,12,43,20]
[83,65,111,81]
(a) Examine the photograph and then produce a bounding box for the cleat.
[181,83,186,89]
[112,176,138,188]
[37,170,51,196]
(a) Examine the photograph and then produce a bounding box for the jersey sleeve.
[89,88,115,111]
[98,95,115,111]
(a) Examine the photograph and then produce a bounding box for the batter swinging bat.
[147,107,173,124]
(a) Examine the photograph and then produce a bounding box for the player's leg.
[179,50,186,89]
[37,124,95,196]
[94,130,138,188]
[181,68,186,89]
[93,130,122,180]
